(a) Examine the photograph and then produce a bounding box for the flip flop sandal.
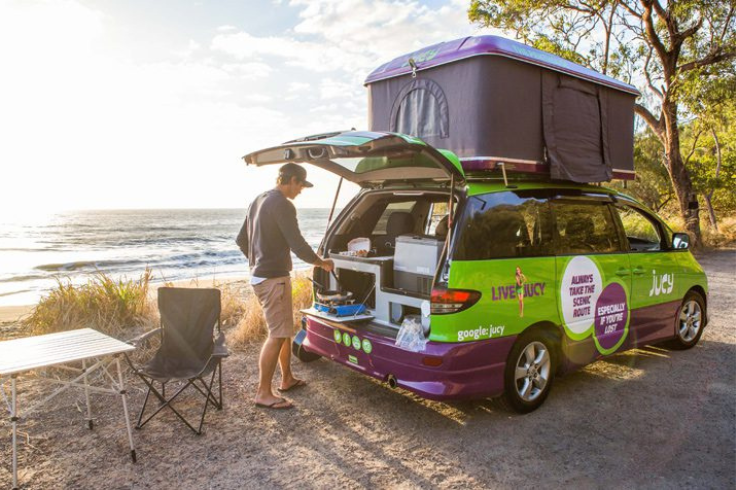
[255,399,294,410]
[278,379,307,392]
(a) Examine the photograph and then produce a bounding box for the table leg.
[11,375,18,490]
[82,359,93,430]
[115,357,137,463]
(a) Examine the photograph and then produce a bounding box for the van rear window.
[454,193,553,260]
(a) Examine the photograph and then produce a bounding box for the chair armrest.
[126,327,162,348]
[213,332,229,357]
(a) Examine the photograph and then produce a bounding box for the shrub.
[22,269,156,338]
[702,216,736,248]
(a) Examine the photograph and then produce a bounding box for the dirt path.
[2,250,735,489]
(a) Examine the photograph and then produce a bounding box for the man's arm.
[235,214,249,257]
[276,201,333,271]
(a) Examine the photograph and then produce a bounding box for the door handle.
[632,267,645,276]
[615,268,630,277]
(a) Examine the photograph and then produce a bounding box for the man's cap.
[279,163,313,188]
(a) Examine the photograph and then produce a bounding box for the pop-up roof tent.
[365,36,640,182]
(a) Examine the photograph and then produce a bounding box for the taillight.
[430,287,482,314]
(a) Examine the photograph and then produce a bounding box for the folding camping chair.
[126,287,228,435]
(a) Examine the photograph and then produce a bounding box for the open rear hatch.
[244,131,463,331]
[243,131,464,186]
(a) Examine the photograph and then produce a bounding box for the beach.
[0,207,331,309]
[0,249,734,488]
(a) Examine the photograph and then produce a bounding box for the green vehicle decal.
[431,253,635,355]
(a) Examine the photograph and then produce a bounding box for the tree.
[469,0,736,247]
[679,65,736,230]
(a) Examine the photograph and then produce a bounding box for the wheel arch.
[519,321,564,372]
[685,285,708,327]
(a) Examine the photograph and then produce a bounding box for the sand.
[0,305,32,324]
[0,251,734,489]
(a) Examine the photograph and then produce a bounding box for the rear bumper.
[304,317,516,400]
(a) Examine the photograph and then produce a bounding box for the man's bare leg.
[278,337,304,390]
[256,337,289,406]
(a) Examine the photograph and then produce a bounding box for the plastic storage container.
[393,235,443,295]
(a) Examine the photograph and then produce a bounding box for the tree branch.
[679,17,704,41]
[644,48,664,99]
[635,103,664,138]
[640,1,668,63]
[683,128,703,166]
[618,0,643,19]
[679,48,736,72]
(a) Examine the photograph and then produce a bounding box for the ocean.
[0,208,333,307]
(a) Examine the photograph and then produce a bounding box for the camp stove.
[314,300,367,317]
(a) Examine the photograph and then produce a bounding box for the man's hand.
[317,258,334,272]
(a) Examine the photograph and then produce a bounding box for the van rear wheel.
[502,332,555,413]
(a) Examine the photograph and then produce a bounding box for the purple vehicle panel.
[304,317,517,401]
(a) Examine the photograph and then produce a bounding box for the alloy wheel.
[678,300,702,343]
[513,341,551,402]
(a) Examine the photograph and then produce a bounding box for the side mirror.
[672,233,690,249]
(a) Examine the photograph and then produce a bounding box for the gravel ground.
[1,249,734,489]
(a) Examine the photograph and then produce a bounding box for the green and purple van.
[243,36,708,412]
[245,131,707,412]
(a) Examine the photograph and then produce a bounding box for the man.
[236,163,334,409]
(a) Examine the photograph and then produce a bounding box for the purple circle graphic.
[594,283,628,350]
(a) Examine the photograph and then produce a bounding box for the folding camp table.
[0,328,137,490]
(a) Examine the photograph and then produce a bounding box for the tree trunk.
[704,195,718,231]
[662,101,702,248]
[705,127,722,232]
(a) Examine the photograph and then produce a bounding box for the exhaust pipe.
[387,374,398,389]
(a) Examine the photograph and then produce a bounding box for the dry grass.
[229,272,313,348]
[702,216,736,248]
[22,269,157,338]
[663,215,736,249]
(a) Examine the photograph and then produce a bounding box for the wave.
[35,258,149,272]
[0,273,49,284]
[34,250,244,273]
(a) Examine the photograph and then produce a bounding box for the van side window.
[614,205,664,251]
[553,202,622,254]
[426,202,449,235]
[454,193,553,260]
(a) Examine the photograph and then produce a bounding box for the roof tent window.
[390,78,449,139]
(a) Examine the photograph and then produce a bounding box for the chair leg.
[136,385,152,429]
[218,360,223,410]
[193,363,223,410]
[196,366,220,434]
[136,376,169,429]
[135,360,224,434]
[138,380,202,433]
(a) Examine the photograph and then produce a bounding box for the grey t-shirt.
[236,189,319,278]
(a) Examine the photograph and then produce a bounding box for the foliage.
[611,131,673,212]
[23,269,156,337]
[469,0,736,247]
[22,269,317,347]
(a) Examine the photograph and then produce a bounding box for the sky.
[0,0,497,212]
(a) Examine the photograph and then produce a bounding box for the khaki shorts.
[253,276,294,338]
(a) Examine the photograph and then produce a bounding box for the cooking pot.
[316,289,354,303]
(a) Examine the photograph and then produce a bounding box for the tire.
[667,291,706,350]
[292,328,321,362]
[502,330,556,413]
